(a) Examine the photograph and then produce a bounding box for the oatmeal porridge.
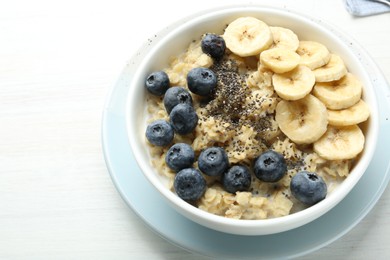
[143,16,370,220]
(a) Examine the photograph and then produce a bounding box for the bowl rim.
[125,5,379,235]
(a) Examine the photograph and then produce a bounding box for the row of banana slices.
[223,17,370,161]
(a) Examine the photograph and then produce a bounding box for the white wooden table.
[1,0,389,259]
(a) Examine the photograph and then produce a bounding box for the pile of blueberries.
[144,34,327,206]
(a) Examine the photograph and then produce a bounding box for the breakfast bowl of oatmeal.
[126,6,379,235]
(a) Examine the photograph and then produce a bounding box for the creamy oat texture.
[146,39,355,220]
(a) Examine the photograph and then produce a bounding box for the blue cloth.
[345,0,390,16]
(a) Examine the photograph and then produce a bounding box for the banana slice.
[312,73,362,110]
[269,26,299,51]
[275,94,328,144]
[223,17,273,57]
[328,100,370,126]
[296,41,331,70]
[260,48,300,73]
[313,125,365,160]
[313,54,347,82]
[272,65,315,100]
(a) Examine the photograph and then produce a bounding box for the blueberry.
[290,171,327,205]
[145,71,170,96]
[198,147,229,176]
[253,150,287,182]
[169,103,198,135]
[174,168,206,201]
[145,120,174,146]
[222,165,251,194]
[165,143,195,172]
[187,67,217,96]
[201,33,226,60]
[163,86,193,114]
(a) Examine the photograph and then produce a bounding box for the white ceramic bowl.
[126,6,379,235]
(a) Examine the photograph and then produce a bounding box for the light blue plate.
[102,7,390,259]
